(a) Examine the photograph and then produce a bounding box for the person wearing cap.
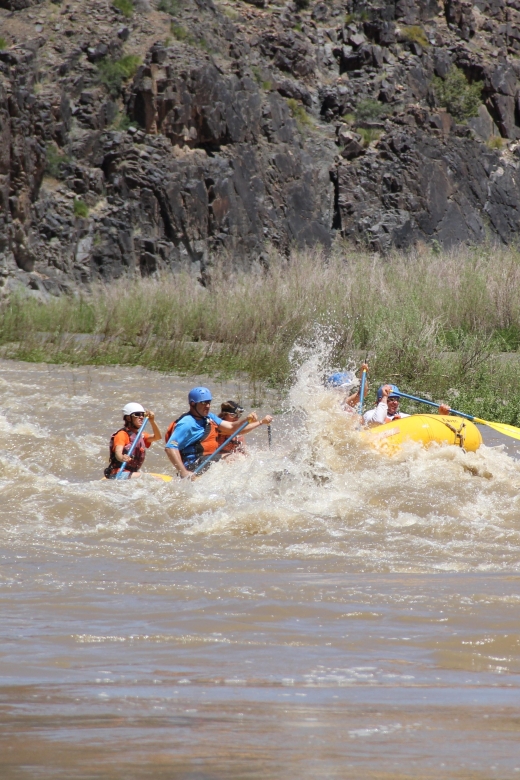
[363,384,450,427]
[104,403,162,479]
[164,387,258,478]
[217,400,274,457]
[327,363,369,414]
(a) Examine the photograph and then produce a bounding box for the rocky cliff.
[2,0,520,295]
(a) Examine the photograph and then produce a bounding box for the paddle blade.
[476,418,520,441]
[147,473,174,482]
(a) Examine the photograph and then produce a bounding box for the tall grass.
[3,244,520,421]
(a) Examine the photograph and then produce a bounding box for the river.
[1,357,520,779]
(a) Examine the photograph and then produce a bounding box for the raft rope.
[437,417,466,449]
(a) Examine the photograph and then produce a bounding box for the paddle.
[115,415,148,479]
[396,391,520,442]
[267,423,272,449]
[358,367,367,415]
[192,419,251,476]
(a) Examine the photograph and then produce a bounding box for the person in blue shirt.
[164,386,257,478]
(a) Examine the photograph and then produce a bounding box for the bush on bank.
[2,244,520,423]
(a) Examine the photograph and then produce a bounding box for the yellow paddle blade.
[147,472,174,482]
[475,418,520,441]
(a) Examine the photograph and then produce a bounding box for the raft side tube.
[363,414,482,456]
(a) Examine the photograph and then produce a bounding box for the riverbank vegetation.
[3,244,520,423]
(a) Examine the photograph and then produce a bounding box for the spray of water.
[1,352,520,573]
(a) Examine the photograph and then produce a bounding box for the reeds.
[3,243,520,421]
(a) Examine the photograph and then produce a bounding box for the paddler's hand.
[145,410,154,421]
[439,404,450,415]
[380,384,393,401]
[261,415,273,425]
[120,454,132,463]
[360,362,369,373]
[247,412,258,423]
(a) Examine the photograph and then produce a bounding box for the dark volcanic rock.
[334,127,519,251]
[5,0,520,294]
[0,0,43,8]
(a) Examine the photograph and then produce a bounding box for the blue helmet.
[188,386,212,404]
[326,371,356,388]
[377,384,400,402]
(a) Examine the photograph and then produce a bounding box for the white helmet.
[122,402,145,416]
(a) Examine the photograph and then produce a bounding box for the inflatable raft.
[364,414,482,456]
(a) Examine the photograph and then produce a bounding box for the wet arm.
[145,411,162,443]
[218,412,258,433]
[344,391,360,409]
[240,415,273,435]
[114,444,131,463]
[165,446,191,479]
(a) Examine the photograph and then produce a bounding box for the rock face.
[4,0,520,294]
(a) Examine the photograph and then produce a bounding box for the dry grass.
[3,243,520,421]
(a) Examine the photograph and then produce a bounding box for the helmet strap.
[190,401,207,420]
[124,414,140,431]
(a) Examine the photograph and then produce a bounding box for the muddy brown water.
[1,357,520,780]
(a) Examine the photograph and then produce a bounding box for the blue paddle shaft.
[358,369,367,415]
[115,417,148,479]
[192,419,251,476]
[396,391,474,421]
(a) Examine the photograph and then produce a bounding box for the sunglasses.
[132,412,145,417]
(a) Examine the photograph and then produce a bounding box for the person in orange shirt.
[104,403,162,479]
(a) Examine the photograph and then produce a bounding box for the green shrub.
[401,25,429,48]
[252,66,262,84]
[252,66,271,90]
[345,10,369,23]
[286,98,313,130]
[113,0,134,17]
[73,199,89,218]
[354,98,390,123]
[97,54,141,97]
[170,21,194,43]
[487,135,503,150]
[115,112,136,131]
[158,0,179,12]
[220,4,239,19]
[0,37,8,50]
[45,143,70,179]
[358,127,382,147]
[433,66,483,122]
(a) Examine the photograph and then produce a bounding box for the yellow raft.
[363,414,482,456]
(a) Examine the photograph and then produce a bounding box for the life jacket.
[385,414,401,423]
[165,412,220,470]
[104,427,146,478]
[216,431,245,455]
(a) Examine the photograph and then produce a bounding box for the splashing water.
[1,353,520,569]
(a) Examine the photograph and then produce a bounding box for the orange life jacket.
[105,427,146,478]
[385,414,401,423]
[216,431,245,455]
[165,412,220,470]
